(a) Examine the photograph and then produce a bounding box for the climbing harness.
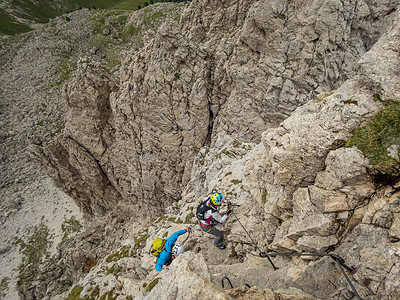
[230,205,362,299]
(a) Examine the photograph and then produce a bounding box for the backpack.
[150,238,166,257]
[196,200,216,221]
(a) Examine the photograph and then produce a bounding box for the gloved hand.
[225,209,233,216]
[186,226,191,233]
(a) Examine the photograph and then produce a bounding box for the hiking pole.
[231,210,277,270]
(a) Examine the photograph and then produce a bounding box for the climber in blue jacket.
[155,227,190,271]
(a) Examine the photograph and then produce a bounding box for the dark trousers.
[201,225,224,247]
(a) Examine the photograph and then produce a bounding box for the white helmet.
[172,244,184,257]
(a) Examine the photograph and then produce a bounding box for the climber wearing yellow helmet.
[196,192,232,249]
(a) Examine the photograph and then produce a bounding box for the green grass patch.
[0,9,32,35]
[346,100,400,177]
[231,179,242,185]
[106,245,131,263]
[65,285,84,300]
[61,216,83,240]
[16,220,51,288]
[106,263,122,274]
[10,0,64,23]
[17,221,50,267]
[330,139,346,151]
[145,278,159,292]
[68,0,149,11]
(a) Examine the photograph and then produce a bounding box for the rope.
[230,209,362,299]
[231,210,277,270]
[181,227,191,246]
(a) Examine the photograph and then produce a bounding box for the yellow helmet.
[210,193,223,206]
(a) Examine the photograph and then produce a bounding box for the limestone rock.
[144,252,228,299]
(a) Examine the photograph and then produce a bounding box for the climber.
[196,192,232,250]
[150,227,191,272]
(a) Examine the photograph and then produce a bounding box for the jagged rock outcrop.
[41,0,399,220]
[2,1,400,300]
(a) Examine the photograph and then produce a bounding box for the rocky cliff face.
[40,0,399,220]
[1,0,400,299]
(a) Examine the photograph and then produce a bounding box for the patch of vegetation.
[126,296,133,300]
[233,140,241,148]
[184,212,195,224]
[65,285,84,300]
[224,171,232,177]
[45,58,77,89]
[106,245,131,263]
[231,179,242,185]
[155,215,168,223]
[145,278,159,292]
[89,34,114,53]
[216,149,238,159]
[0,277,9,298]
[174,72,180,80]
[341,99,358,105]
[106,263,122,274]
[99,290,117,300]
[17,221,50,267]
[0,9,32,35]
[313,91,334,103]
[373,94,382,102]
[61,216,83,240]
[16,220,51,288]
[346,100,400,178]
[273,13,286,20]
[330,139,346,151]
[88,285,100,298]
[262,192,267,204]
[363,277,372,287]
[121,24,139,42]
[133,232,149,252]
[162,231,168,238]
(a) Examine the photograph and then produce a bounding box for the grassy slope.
[0,0,150,35]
